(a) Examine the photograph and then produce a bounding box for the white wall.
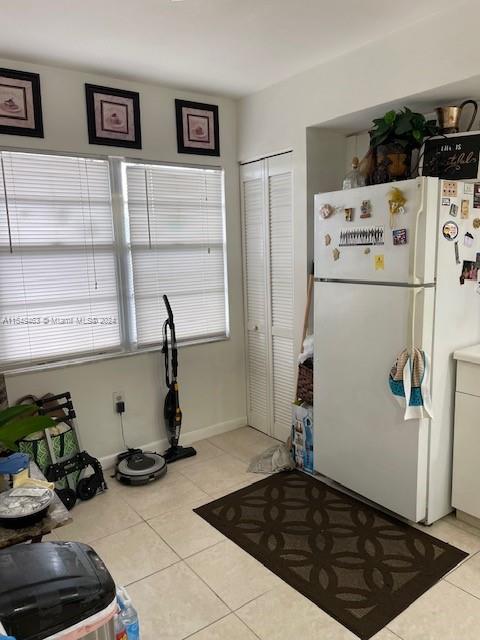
[0,58,246,462]
[238,0,480,357]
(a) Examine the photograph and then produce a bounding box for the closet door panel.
[241,162,270,433]
[272,335,295,441]
[241,153,294,440]
[268,155,294,441]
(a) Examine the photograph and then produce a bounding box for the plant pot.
[372,143,412,184]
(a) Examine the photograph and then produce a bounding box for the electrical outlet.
[113,391,125,413]
[442,181,458,198]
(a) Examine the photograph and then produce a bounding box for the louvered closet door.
[241,160,270,433]
[241,153,293,439]
[267,154,294,442]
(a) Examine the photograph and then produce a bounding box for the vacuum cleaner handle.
[163,295,174,324]
[163,295,178,379]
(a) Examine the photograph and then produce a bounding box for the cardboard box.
[291,403,314,474]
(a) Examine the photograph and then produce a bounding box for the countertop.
[454,344,480,365]
[0,461,71,549]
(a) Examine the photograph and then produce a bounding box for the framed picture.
[0,68,43,138]
[85,84,141,149]
[175,99,220,156]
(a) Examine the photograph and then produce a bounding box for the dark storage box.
[296,357,313,405]
[0,541,116,640]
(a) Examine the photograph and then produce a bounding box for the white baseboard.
[99,416,247,470]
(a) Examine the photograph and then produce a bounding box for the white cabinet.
[452,345,480,525]
[240,153,294,441]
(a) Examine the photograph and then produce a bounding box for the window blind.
[124,163,228,346]
[0,151,121,365]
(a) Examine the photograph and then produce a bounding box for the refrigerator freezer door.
[314,177,438,284]
[314,280,434,522]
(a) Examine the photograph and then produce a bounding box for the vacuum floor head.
[164,445,197,464]
[115,450,167,486]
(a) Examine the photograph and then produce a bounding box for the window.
[0,151,229,369]
[124,162,228,345]
[0,151,121,366]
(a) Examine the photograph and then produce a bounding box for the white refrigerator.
[314,177,480,524]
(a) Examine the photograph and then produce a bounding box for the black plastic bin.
[0,542,116,640]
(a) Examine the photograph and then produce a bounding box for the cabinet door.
[452,392,480,519]
[241,161,270,433]
[267,154,294,442]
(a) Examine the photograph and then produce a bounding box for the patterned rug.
[194,470,467,639]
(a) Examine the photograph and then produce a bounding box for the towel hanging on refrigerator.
[388,348,433,420]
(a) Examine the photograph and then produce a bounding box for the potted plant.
[0,405,54,453]
[368,108,438,184]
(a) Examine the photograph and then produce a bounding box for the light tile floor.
[49,427,480,640]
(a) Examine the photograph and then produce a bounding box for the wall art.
[175,99,219,156]
[0,68,43,138]
[85,84,141,149]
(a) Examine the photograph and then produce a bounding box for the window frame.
[0,146,230,375]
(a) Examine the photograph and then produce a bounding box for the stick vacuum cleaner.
[114,295,195,484]
[162,295,196,464]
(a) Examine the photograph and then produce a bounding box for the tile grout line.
[123,557,185,588]
[233,585,280,613]
[180,611,233,640]
[143,518,185,560]
[83,518,145,545]
[183,542,281,616]
[384,628,405,639]
[174,454,258,494]
[442,548,479,578]
[182,538,227,561]
[232,611,263,640]
[183,545,238,612]
[443,575,480,602]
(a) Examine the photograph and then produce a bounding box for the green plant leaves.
[384,110,396,125]
[0,415,55,451]
[0,404,36,428]
[369,106,439,149]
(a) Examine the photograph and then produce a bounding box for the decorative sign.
[360,200,372,218]
[423,135,480,180]
[339,226,384,247]
[393,228,408,245]
[442,221,459,241]
[474,183,480,208]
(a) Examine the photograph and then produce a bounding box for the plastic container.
[114,614,127,640]
[116,587,139,640]
[0,541,116,640]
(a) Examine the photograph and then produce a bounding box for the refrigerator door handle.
[409,286,424,352]
[412,179,426,286]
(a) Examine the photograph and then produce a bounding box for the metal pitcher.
[435,100,478,134]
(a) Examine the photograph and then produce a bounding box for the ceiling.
[1,0,455,97]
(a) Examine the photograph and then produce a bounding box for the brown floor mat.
[194,470,467,639]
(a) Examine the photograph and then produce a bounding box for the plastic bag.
[248,444,294,474]
[298,334,314,364]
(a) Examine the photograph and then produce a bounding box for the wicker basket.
[296,358,313,405]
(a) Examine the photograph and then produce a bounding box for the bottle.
[342,157,366,190]
[114,613,127,640]
[117,587,140,640]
